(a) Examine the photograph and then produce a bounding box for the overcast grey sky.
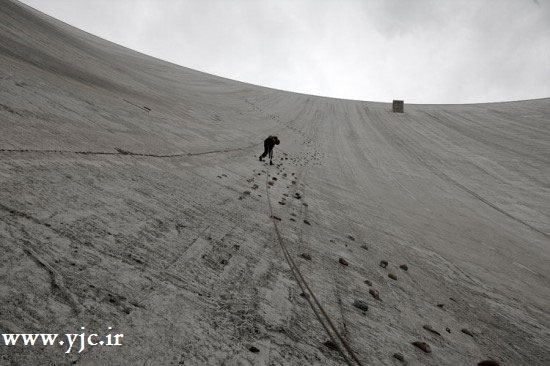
[20,0,550,103]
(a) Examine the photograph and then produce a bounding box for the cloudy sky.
[20,0,550,103]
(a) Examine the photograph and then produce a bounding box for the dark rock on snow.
[462,328,474,337]
[478,361,500,366]
[353,299,369,311]
[323,340,339,351]
[412,341,431,353]
[369,288,381,300]
[393,352,405,361]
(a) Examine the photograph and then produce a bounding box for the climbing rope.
[265,165,364,366]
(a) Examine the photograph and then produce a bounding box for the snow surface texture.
[1,1,549,365]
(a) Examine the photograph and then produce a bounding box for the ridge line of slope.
[10,1,550,105]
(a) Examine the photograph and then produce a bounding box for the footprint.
[238,190,251,200]
[423,325,441,336]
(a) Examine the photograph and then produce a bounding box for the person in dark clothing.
[259,135,280,165]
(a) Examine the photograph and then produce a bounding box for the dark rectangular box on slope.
[393,100,404,113]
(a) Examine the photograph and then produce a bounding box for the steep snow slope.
[1,1,549,365]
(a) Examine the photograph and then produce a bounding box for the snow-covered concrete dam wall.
[1,1,549,365]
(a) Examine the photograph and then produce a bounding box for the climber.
[259,135,280,165]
